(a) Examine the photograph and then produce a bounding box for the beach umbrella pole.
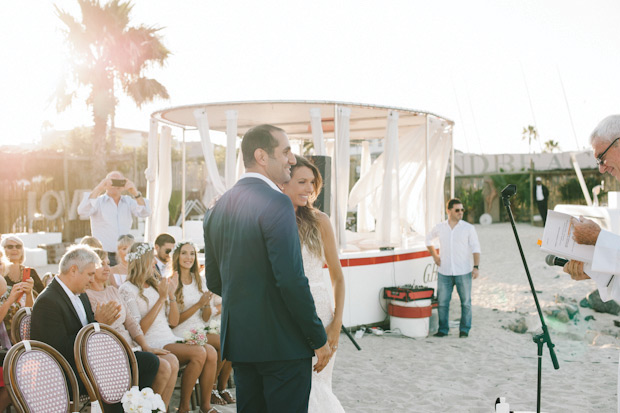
[501,184,559,413]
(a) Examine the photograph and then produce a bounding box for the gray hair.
[590,115,620,145]
[1,235,25,264]
[59,245,101,274]
[1,235,24,248]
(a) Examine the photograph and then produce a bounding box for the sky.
[2,0,620,154]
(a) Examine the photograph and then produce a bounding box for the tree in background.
[522,125,539,154]
[54,0,170,180]
[543,139,561,153]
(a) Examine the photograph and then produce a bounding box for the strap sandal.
[210,389,226,405]
[219,388,236,404]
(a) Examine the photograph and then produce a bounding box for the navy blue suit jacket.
[204,177,327,363]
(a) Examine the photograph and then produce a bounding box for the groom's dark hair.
[242,124,285,167]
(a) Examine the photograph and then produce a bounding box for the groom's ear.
[254,148,268,166]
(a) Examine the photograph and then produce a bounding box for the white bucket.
[390,315,429,338]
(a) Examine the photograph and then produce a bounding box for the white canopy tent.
[146,101,454,248]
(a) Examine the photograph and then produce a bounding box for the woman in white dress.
[171,242,236,406]
[109,234,135,288]
[118,242,220,413]
[282,155,346,412]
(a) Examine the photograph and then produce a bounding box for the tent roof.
[151,100,454,141]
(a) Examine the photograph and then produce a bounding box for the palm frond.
[124,78,169,108]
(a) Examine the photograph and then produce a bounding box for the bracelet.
[169,297,176,302]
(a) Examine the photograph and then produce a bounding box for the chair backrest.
[74,323,139,406]
[3,340,80,413]
[10,307,32,344]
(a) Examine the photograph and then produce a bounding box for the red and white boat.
[146,101,454,327]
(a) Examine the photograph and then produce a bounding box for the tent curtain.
[348,118,452,237]
[153,125,172,239]
[376,110,400,246]
[225,110,238,189]
[334,106,351,249]
[357,141,375,232]
[194,109,226,207]
[309,107,326,155]
[144,119,159,243]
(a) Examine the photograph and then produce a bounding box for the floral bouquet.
[206,318,221,335]
[181,327,208,346]
[122,386,165,413]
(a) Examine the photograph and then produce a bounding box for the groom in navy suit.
[204,124,330,412]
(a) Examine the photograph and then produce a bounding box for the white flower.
[122,386,165,412]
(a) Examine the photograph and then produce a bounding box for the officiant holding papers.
[563,114,620,413]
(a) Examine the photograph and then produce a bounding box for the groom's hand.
[313,342,332,373]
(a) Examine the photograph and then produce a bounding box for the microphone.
[545,254,568,267]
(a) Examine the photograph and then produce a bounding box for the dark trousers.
[536,200,548,225]
[233,358,312,413]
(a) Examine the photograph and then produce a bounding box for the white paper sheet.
[540,210,595,263]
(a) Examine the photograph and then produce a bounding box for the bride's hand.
[325,319,342,352]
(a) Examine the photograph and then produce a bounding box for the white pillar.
[144,119,159,243]
[225,110,238,189]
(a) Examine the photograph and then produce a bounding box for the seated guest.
[31,245,160,413]
[86,248,178,409]
[109,234,135,288]
[2,235,44,294]
[1,236,37,333]
[0,273,33,411]
[172,242,235,406]
[119,242,220,413]
[80,236,103,249]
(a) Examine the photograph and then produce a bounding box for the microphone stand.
[501,184,559,413]
[341,326,361,350]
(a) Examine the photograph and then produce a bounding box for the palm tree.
[54,0,170,179]
[521,125,538,154]
[543,139,561,153]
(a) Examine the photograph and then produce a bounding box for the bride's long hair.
[291,155,324,258]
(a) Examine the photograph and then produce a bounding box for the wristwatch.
[133,191,142,199]
[473,265,479,269]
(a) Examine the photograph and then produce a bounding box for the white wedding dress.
[302,245,345,413]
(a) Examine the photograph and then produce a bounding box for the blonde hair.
[172,242,203,309]
[1,235,25,265]
[126,242,158,305]
[290,155,324,258]
[80,236,103,249]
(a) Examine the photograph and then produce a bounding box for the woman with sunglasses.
[0,235,40,334]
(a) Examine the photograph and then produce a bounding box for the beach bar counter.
[146,101,454,328]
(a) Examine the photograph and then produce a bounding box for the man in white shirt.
[154,233,175,279]
[426,198,481,338]
[564,114,620,413]
[77,171,151,266]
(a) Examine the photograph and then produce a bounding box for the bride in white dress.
[283,155,346,413]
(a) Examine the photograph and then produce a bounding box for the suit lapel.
[50,279,85,326]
